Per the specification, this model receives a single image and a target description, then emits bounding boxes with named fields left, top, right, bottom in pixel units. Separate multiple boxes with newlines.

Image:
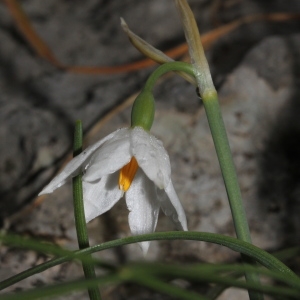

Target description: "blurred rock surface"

left=0, top=0, right=299, bottom=299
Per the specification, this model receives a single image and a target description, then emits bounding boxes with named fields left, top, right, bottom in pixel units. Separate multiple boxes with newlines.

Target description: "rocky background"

left=0, top=0, right=300, bottom=299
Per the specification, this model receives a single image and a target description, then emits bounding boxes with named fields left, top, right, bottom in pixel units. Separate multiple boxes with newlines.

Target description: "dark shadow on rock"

left=257, top=35, right=300, bottom=248
left=209, top=2, right=300, bottom=89
left=0, top=52, right=74, bottom=220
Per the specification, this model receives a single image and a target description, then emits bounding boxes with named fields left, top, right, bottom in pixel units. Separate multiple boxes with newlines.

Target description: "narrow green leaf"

left=1, top=231, right=298, bottom=291
left=72, top=120, right=101, bottom=300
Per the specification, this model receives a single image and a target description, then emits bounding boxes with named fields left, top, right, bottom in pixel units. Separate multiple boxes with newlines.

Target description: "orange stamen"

left=119, top=157, right=139, bottom=191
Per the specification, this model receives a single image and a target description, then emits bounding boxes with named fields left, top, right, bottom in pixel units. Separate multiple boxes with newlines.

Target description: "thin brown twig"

left=4, top=0, right=300, bottom=74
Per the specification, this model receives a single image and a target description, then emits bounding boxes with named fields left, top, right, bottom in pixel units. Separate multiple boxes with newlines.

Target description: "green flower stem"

left=0, top=231, right=298, bottom=290
left=135, top=61, right=254, bottom=244
left=134, top=61, right=261, bottom=297
left=72, top=120, right=101, bottom=300
left=131, top=61, right=194, bottom=130
left=177, top=0, right=261, bottom=292
left=144, top=61, right=195, bottom=92
left=202, top=94, right=251, bottom=244
left=201, top=92, right=262, bottom=296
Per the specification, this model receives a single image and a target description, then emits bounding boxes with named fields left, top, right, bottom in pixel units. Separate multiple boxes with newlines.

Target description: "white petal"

left=158, top=181, right=188, bottom=231
left=39, top=128, right=127, bottom=195
left=83, top=172, right=123, bottom=222
left=125, top=169, right=160, bottom=255
left=131, top=127, right=171, bottom=189
left=83, top=129, right=131, bottom=182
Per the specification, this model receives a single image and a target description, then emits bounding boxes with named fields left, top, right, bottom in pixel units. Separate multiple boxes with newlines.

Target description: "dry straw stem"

left=121, top=18, right=197, bottom=86
left=174, top=1, right=263, bottom=299
left=174, top=0, right=216, bottom=98
left=121, top=18, right=173, bottom=65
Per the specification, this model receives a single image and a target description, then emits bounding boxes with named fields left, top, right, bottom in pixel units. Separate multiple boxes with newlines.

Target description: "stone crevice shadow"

left=257, top=36, right=300, bottom=247
left=0, top=53, right=74, bottom=220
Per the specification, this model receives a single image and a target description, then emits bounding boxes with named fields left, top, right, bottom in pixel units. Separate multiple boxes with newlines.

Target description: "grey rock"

left=0, top=0, right=299, bottom=298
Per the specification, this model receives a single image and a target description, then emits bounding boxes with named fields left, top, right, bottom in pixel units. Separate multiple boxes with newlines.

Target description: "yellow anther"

left=119, top=157, right=139, bottom=191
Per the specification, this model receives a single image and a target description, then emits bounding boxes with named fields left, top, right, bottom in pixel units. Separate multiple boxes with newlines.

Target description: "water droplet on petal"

left=139, top=157, right=146, bottom=163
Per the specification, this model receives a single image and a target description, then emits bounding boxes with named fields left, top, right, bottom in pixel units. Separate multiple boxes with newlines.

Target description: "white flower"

left=39, top=126, right=187, bottom=254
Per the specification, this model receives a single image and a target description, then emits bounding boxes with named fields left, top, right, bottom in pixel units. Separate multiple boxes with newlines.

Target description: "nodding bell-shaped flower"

left=39, top=126, right=188, bottom=254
